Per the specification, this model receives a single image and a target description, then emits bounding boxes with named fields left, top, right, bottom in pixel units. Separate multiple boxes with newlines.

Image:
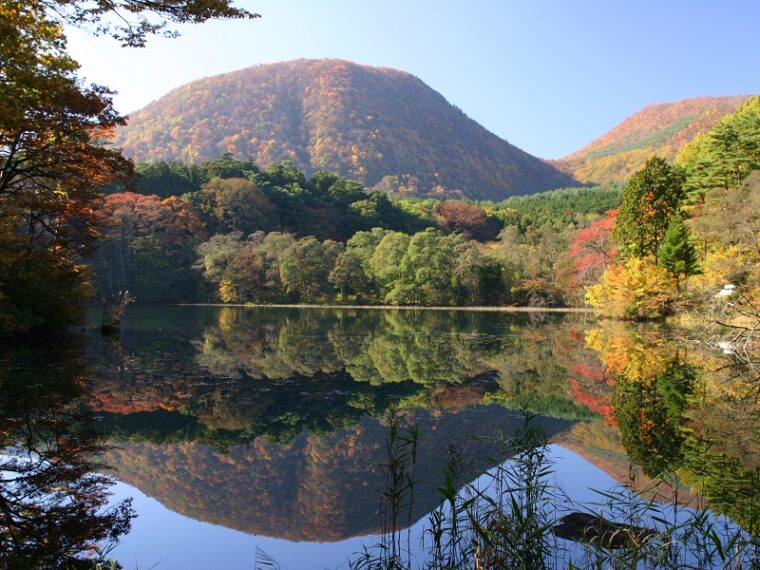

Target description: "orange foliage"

left=114, top=59, right=575, bottom=200
left=556, top=96, right=750, bottom=184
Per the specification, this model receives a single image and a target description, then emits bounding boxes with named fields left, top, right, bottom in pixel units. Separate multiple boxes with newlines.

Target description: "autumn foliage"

left=0, top=2, right=130, bottom=335
left=114, top=59, right=577, bottom=200
left=556, top=96, right=750, bottom=185
left=586, top=258, right=676, bottom=319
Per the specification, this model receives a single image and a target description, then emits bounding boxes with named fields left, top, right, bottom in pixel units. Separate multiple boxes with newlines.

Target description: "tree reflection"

left=587, top=321, right=760, bottom=535
left=0, top=339, right=135, bottom=567
left=612, top=360, right=695, bottom=476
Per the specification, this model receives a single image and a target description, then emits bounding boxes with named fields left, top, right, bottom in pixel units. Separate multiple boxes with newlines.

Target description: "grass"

left=351, top=413, right=760, bottom=570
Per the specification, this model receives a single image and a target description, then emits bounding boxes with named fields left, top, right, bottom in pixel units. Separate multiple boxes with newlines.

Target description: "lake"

left=1, top=306, right=758, bottom=568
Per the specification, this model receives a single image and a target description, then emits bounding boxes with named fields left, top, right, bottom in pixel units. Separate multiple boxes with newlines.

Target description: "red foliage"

left=567, top=209, right=619, bottom=289
left=568, top=378, right=615, bottom=424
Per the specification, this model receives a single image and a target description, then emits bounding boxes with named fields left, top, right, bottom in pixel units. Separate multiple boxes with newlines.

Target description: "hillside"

left=114, top=59, right=577, bottom=200
left=101, top=410, right=571, bottom=541
left=555, top=95, right=752, bottom=185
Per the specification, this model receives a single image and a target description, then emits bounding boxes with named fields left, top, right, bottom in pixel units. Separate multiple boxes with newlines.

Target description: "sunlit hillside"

left=115, top=59, right=577, bottom=200
left=555, top=95, right=751, bottom=184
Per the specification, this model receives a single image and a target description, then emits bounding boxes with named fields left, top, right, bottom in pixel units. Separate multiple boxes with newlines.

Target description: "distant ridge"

left=114, top=59, right=578, bottom=200
left=554, top=95, right=752, bottom=185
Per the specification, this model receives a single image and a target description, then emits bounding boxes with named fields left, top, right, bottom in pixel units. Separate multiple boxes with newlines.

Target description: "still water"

left=1, top=306, right=758, bottom=568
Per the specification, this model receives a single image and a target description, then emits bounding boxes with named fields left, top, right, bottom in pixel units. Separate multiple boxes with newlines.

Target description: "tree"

left=586, top=258, right=676, bottom=320
left=369, top=232, right=411, bottom=300
left=194, top=231, right=245, bottom=290
left=261, top=161, right=306, bottom=188
left=681, top=96, right=760, bottom=198
left=200, top=177, right=278, bottom=234
left=434, top=201, right=498, bottom=241
left=220, top=247, right=268, bottom=302
left=0, top=2, right=130, bottom=334
left=39, top=0, right=258, bottom=47
left=134, top=161, right=202, bottom=198
left=614, top=157, right=685, bottom=259
left=94, top=193, right=205, bottom=301
left=1, top=0, right=253, bottom=334
left=279, top=237, right=343, bottom=301
left=329, top=250, right=368, bottom=298
left=386, top=229, right=465, bottom=305
left=657, top=214, right=699, bottom=285
left=566, top=210, right=618, bottom=289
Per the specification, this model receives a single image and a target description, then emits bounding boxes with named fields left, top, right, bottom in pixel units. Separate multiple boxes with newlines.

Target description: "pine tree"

left=614, top=157, right=686, bottom=259
left=657, top=214, right=699, bottom=287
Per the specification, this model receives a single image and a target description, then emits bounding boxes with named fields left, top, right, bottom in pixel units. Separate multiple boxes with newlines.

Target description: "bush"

left=587, top=258, right=676, bottom=319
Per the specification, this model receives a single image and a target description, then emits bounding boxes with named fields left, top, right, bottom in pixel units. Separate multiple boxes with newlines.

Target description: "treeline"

left=94, top=156, right=621, bottom=306
left=196, top=228, right=497, bottom=305
left=129, top=155, right=428, bottom=240
left=128, top=154, right=619, bottom=239
left=194, top=220, right=617, bottom=306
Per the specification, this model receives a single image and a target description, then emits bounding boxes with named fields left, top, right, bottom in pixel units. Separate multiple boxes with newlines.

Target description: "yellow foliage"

left=688, top=245, right=749, bottom=292
left=585, top=323, right=672, bottom=384
left=587, top=258, right=676, bottom=319
left=219, top=280, right=238, bottom=304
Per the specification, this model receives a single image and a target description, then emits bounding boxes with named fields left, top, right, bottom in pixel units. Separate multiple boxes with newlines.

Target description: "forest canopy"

left=94, top=155, right=621, bottom=307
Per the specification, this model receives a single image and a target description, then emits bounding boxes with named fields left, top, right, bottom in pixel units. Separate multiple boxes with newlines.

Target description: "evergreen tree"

left=657, top=214, right=699, bottom=286
left=614, top=157, right=685, bottom=259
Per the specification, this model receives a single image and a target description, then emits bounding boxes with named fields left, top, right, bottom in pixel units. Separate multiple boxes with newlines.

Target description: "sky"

left=66, top=0, right=760, bottom=159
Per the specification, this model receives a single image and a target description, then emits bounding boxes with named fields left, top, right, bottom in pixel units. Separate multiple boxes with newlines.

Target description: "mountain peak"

left=115, top=59, right=577, bottom=200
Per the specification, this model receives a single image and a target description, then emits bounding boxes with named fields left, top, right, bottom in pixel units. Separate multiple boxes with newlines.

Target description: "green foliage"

left=280, top=238, right=343, bottom=301
left=657, top=214, right=699, bottom=282
left=487, top=186, right=621, bottom=228
left=612, top=362, right=696, bottom=476
left=98, top=157, right=639, bottom=308
left=680, top=96, right=760, bottom=198
left=197, top=228, right=503, bottom=306
left=133, top=161, right=206, bottom=198
left=614, top=157, right=685, bottom=258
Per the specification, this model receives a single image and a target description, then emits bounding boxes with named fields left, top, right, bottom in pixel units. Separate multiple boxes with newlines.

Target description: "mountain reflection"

left=5, top=306, right=757, bottom=561
left=102, top=409, right=572, bottom=541
left=85, top=307, right=596, bottom=541
left=86, top=308, right=759, bottom=540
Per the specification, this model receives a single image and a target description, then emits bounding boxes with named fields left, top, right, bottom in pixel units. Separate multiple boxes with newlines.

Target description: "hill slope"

left=555, top=95, right=752, bottom=185
left=114, top=59, right=577, bottom=200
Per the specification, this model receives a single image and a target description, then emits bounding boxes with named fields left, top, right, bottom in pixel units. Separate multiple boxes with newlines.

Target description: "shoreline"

left=174, top=303, right=597, bottom=314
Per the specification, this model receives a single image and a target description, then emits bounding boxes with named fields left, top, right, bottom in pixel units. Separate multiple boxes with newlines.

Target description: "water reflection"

left=586, top=321, right=760, bottom=534
left=87, top=307, right=589, bottom=541
left=2, top=307, right=758, bottom=566
left=0, top=339, right=135, bottom=567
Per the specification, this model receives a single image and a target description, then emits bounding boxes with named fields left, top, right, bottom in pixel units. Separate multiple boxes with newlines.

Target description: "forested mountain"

left=114, top=59, right=577, bottom=200
left=556, top=95, right=751, bottom=185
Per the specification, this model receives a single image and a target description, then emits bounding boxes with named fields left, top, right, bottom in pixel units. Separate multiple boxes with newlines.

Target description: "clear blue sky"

left=66, top=0, right=760, bottom=159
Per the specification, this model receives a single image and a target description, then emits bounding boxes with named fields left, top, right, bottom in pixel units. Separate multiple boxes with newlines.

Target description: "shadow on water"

left=0, top=336, right=135, bottom=568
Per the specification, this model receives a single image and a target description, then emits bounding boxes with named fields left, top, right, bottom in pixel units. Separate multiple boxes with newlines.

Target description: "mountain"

left=555, top=95, right=752, bottom=185
left=101, top=409, right=572, bottom=541
left=114, top=59, right=577, bottom=200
